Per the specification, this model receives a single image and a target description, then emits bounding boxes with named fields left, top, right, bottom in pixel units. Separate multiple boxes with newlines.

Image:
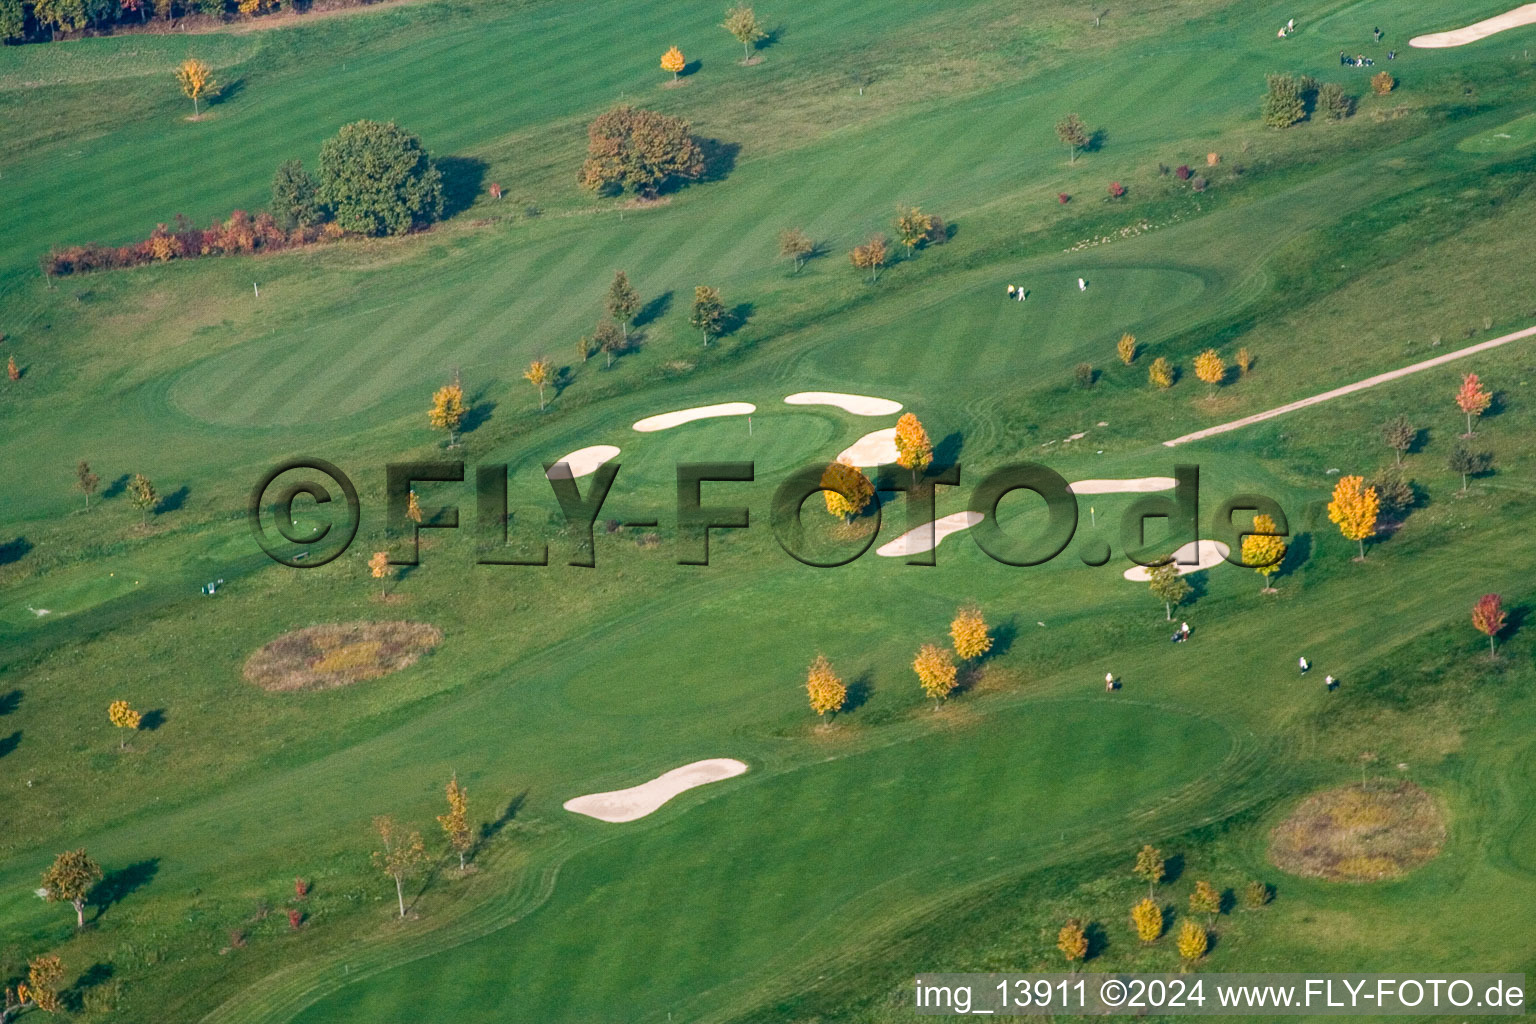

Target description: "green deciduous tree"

left=690, top=285, right=726, bottom=345
left=1262, top=74, right=1306, bottom=128
left=318, top=121, right=444, bottom=237
left=1147, top=561, right=1190, bottom=620
left=42, top=849, right=102, bottom=929
left=1381, top=414, right=1415, bottom=466
left=1055, top=113, right=1089, bottom=163
left=722, top=4, right=766, bottom=61
left=271, top=160, right=324, bottom=229
left=605, top=271, right=640, bottom=339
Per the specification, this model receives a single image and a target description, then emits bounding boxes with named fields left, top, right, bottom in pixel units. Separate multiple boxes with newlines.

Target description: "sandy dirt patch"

left=563, top=758, right=748, bottom=822
left=1122, top=539, right=1230, bottom=580
left=838, top=427, right=899, bottom=466
left=244, top=621, right=442, bottom=692
left=783, top=392, right=903, bottom=416
left=1069, top=477, right=1177, bottom=494
left=1270, top=782, right=1446, bottom=881
left=546, top=445, right=621, bottom=479
left=1411, top=4, right=1536, bottom=47
left=876, top=511, right=984, bottom=557
left=632, top=403, right=756, bottom=432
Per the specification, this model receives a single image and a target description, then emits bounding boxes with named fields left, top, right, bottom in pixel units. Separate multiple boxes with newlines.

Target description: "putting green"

left=1458, top=112, right=1536, bottom=153
left=0, top=563, right=152, bottom=629
left=802, top=267, right=1208, bottom=389
left=291, top=700, right=1232, bottom=1024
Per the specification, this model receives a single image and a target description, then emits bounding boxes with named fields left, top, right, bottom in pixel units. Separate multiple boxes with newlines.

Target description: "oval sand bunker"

left=877, top=511, right=983, bottom=557
left=546, top=445, right=620, bottom=479
left=1411, top=4, right=1536, bottom=47
left=564, top=758, right=749, bottom=822
left=1069, top=477, right=1177, bottom=494
left=838, top=427, right=899, bottom=466
left=1122, top=540, right=1230, bottom=580
left=784, top=392, right=903, bottom=416
left=633, top=403, right=755, bottom=432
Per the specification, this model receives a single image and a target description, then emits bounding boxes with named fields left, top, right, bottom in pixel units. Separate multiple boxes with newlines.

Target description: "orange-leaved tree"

left=4, top=954, right=65, bottom=1017
left=369, top=551, right=391, bottom=595
left=950, top=603, right=992, bottom=661
left=406, top=490, right=423, bottom=525
left=894, top=412, right=933, bottom=483
left=1327, top=475, right=1379, bottom=560
left=438, top=774, right=473, bottom=871
left=849, top=235, right=888, bottom=284
left=821, top=458, right=874, bottom=522
left=1455, top=371, right=1491, bottom=437
left=913, top=643, right=958, bottom=707
left=805, top=654, right=847, bottom=720
left=1242, top=512, right=1286, bottom=593
left=661, top=46, right=686, bottom=81
left=176, top=58, right=216, bottom=118
left=1471, top=593, right=1506, bottom=657
left=1057, top=918, right=1088, bottom=972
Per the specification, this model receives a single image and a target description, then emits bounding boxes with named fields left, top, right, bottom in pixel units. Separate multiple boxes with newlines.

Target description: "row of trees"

left=803, top=598, right=991, bottom=722
left=1112, top=337, right=1254, bottom=393
left=47, top=120, right=443, bottom=275
left=0, top=0, right=390, bottom=44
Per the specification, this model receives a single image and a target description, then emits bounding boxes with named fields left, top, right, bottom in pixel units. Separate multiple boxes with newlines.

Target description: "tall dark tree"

left=1381, top=414, right=1415, bottom=466
left=271, top=160, right=323, bottom=229
left=605, top=271, right=640, bottom=339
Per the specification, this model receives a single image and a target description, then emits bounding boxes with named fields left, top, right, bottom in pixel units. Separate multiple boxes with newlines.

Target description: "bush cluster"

left=45, top=211, right=341, bottom=276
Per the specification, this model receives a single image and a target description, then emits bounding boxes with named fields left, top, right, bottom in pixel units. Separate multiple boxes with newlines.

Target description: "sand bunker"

left=1122, top=540, right=1230, bottom=581
left=1411, top=4, right=1536, bottom=47
left=783, top=392, right=903, bottom=416
left=563, top=758, right=748, bottom=822
left=244, top=621, right=442, bottom=692
left=876, top=511, right=984, bottom=557
left=838, top=427, right=899, bottom=466
left=546, top=445, right=620, bottom=480
left=1069, top=477, right=1177, bottom=494
left=632, top=403, right=755, bottom=432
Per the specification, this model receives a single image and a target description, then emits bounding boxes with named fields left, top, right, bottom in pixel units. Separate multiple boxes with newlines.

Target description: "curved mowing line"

left=1163, top=323, right=1536, bottom=447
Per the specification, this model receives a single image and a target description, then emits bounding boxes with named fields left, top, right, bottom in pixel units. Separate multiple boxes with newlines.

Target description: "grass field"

left=5, top=0, right=1536, bottom=1020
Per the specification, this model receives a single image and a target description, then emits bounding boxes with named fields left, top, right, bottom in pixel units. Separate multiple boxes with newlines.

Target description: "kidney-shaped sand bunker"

left=244, top=621, right=443, bottom=692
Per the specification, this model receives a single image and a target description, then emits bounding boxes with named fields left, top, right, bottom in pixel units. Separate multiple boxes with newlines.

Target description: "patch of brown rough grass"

left=244, top=621, right=442, bottom=692
left=1269, top=781, right=1446, bottom=882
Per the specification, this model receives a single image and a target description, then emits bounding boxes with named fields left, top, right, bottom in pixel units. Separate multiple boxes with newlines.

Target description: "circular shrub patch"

left=1269, top=781, right=1446, bottom=882
left=244, top=621, right=442, bottom=692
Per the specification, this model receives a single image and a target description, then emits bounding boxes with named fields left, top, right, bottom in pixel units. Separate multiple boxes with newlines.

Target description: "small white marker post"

left=748, top=415, right=752, bottom=436
left=253, top=282, right=259, bottom=299
left=1090, top=505, right=1096, bottom=527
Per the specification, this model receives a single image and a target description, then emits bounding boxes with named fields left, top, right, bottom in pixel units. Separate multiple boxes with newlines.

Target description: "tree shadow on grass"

left=842, top=670, right=873, bottom=714
left=438, top=156, right=489, bottom=219
left=1086, top=127, right=1108, bottom=153
left=102, top=474, right=130, bottom=500
left=212, top=77, right=245, bottom=108
left=1084, top=920, right=1109, bottom=961
left=984, top=616, right=1019, bottom=661
left=90, top=859, right=159, bottom=922
left=632, top=290, right=672, bottom=330
left=63, top=962, right=114, bottom=1013
left=681, top=59, right=703, bottom=78
left=698, top=138, right=739, bottom=184
left=1278, top=531, right=1311, bottom=580
left=460, top=391, right=496, bottom=436
left=934, top=432, right=964, bottom=466
left=156, top=486, right=190, bottom=514
left=477, top=790, right=529, bottom=850
left=0, top=689, right=20, bottom=716
left=0, top=537, right=32, bottom=565
left=0, top=731, right=19, bottom=759
left=1162, top=852, right=1185, bottom=886
left=724, top=301, right=753, bottom=338
left=139, top=709, right=167, bottom=732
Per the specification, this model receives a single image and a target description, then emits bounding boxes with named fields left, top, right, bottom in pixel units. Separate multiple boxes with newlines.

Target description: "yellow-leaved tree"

left=524, top=358, right=554, bottom=411
left=894, top=412, right=933, bottom=483
left=41, top=849, right=101, bottom=930
left=1133, top=843, right=1165, bottom=898
left=661, top=46, right=686, bottom=81
left=428, top=379, right=466, bottom=446
left=1327, top=475, right=1379, bottom=561
left=1241, top=512, right=1286, bottom=593
left=913, top=643, right=958, bottom=707
left=1176, top=918, right=1208, bottom=968
left=107, top=700, right=141, bottom=749
left=1131, top=897, right=1163, bottom=943
left=5, top=954, right=64, bottom=1016
left=821, top=458, right=874, bottom=522
left=1193, top=348, right=1226, bottom=396
left=950, top=603, right=992, bottom=661
left=1189, top=879, right=1221, bottom=924
left=438, top=774, right=473, bottom=871
left=406, top=490, right=423, bottom=525
left=369, top=551, right=392, bottom=595
left=372, top=816, right=427, bottom=919
left=894, top=205, right=934, bottom=253
left=805, top=654, right=847, bottom=721
left=722, top=4, right=767, bottom=62
left=176, top=58, right=215, bottom=118
left=1148, top=356, right=1174, bottom=389
left=1116, top=332, right=1137, bottom=365
left=1057, top=918, right=1088, bottom=972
